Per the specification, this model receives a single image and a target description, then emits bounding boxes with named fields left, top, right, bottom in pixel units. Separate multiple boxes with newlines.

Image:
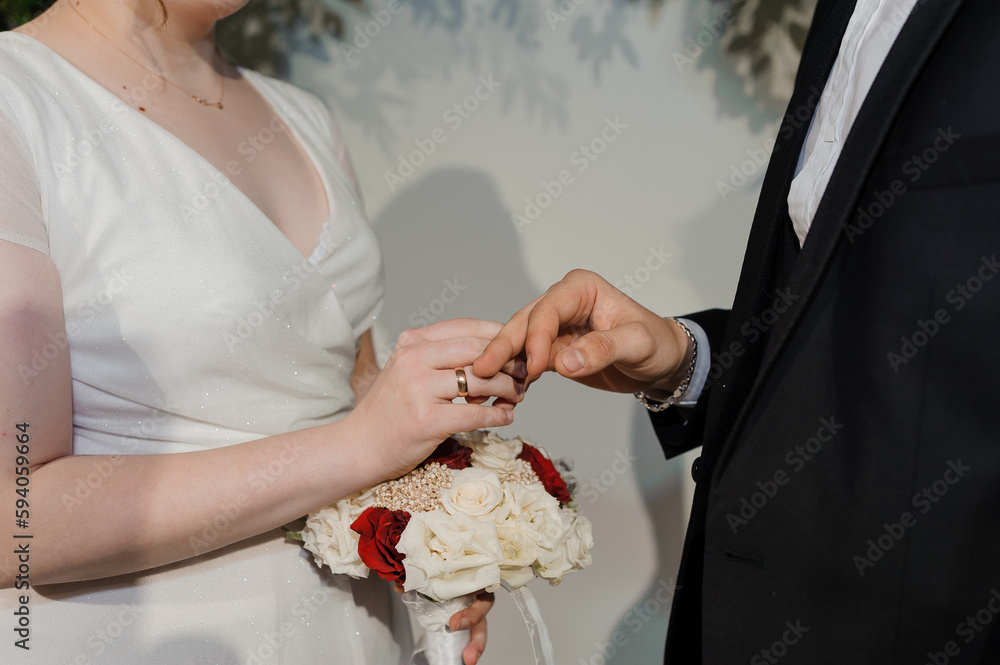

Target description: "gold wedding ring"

left=455, top=368, right=469, bottom=397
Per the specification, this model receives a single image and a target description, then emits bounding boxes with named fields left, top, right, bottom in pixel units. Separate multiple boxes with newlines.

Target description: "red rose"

left=519, top=443, right=572, bottom=504
left=351, top=507, right=411, bottom=583
left=422, top=437, right=472, bottom=470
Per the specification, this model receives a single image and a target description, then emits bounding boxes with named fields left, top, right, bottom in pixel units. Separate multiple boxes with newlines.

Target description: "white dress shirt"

left=677, top=0, right=918, bottom=406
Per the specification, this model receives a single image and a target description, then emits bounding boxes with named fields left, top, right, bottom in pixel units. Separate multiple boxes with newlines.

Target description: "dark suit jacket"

left=652, top=0, right=1000, bottom=662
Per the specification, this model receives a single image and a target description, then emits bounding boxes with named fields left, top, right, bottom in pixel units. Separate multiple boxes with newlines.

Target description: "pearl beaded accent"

left=371, top=463, right=454, bottom=513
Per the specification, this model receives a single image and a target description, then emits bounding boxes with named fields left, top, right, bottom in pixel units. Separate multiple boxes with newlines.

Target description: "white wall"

left=289, top=1, right=779, bottom=662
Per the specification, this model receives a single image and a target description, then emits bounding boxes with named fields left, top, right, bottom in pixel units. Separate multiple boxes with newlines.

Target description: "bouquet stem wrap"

left=403, top=592, right=474, bottom=665
left=404, top=582, right=556, bottom=665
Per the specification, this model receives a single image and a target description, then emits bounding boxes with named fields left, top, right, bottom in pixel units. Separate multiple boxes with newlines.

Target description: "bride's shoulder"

left=0, top=31, right=74, bottom=104
left=0, top=31, right=45, bottom=73
left=238, top=66, right=335, bottom=132
left=0, top=33, right=56, bottom=125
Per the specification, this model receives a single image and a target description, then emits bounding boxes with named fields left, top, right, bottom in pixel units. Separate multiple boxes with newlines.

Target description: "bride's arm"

left=0, top=241, right=520, bottom=588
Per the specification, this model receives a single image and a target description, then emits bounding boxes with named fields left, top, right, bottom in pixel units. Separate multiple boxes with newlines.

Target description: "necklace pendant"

left=215, top=102, right=224, bottom=110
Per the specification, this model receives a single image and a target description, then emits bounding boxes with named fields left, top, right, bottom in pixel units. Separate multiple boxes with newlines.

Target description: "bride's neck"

left=62, top=0, right=222, bottom=76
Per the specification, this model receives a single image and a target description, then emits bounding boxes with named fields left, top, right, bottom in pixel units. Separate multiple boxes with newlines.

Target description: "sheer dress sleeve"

left=0, top=100, right=47, bottom=255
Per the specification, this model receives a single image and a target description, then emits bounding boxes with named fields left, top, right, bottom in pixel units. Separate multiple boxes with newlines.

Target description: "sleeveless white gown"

left=0, top=31, right=406, bottom=665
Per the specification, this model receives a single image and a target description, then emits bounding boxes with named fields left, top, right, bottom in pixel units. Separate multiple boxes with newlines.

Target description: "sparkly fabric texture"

left=0, top=32, right=397, bottom=664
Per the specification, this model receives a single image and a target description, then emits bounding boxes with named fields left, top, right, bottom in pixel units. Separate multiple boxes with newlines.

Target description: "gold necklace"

left=67, top=0, right=225, bottom=109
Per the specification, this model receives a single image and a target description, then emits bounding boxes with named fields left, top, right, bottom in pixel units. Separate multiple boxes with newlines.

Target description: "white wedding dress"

left=0, top=32, right=406, bottom=664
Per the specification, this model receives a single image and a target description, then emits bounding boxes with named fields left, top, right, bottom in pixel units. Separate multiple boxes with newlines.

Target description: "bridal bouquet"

left=291, top=430, right=593, bottom=664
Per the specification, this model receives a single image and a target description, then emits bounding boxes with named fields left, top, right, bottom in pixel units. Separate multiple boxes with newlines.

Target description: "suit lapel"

left=699, top=0, right=859, bottom=476
left=714, top=0, right=968, bottom=472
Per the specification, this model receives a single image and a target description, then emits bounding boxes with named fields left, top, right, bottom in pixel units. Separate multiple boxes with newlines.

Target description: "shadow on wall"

left=677, top=194, right=759, bottom=308
left=371, top=167, right=539, bottom=344
left=603, top=406, right=689, bottom=664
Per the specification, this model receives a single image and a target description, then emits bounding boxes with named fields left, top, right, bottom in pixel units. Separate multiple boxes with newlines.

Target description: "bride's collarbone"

left=17, top=20, right=328, bottom=254
left=138, top=85, right=331, bottom=255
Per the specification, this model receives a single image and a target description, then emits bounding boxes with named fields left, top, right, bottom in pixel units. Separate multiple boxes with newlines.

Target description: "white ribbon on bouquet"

left=405, top=580, right=555, bottom=665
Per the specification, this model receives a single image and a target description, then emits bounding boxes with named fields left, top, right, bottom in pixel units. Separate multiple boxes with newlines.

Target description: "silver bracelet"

left=634, top=317, right=698, bottom=413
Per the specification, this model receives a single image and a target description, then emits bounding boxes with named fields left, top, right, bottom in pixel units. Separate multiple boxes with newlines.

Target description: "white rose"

left=301, top=493, right=372, bottom=578
left=496, top=521, right=539, bottom=589
left=396, top=510, right=504, bottom=601
left=563, top=514, right=594, bottom=569
left=499, top=564, right=536, bottom=589
left=497, top=482, right=566, bottom=550
left=536, top=512, right=594, bottom=584
left=441, top=468, right=504, bottom=521
left=467, top=431, right=523, bottom=477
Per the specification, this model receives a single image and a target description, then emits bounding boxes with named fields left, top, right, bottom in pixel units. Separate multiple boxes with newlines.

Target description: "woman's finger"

left=406, top=318, right=504, bottom=343
left=449, top=591, right=495, bottom=665
left=433, top=402, right=515, bottom=434
left=395, top=336, right=495, bottom=372
left=501, top=356, right=528, bottom=381
left=432, top=367, right=524, bottom=404
left=450, top=591, right=496, bottom=630
left=464, top=618, right=487, bottom=665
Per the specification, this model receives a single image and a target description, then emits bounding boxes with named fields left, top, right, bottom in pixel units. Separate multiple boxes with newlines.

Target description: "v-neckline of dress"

left=7, top=31, right=335, bottom=264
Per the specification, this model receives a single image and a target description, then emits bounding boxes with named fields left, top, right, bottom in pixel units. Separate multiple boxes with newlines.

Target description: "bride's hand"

left=347, top=319, right=526, bottom=481
left=451, top=591, right=495, bottom=665
left=395, top=584, right=494, bottom=665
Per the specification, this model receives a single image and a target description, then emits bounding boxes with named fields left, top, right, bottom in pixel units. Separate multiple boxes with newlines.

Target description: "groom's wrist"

left=643, top=317, right=696, bottom=400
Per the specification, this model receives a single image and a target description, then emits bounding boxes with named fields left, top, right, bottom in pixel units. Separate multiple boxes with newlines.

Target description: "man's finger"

left=522, top=279, right=598, bottom=377
left=473, top=298, right=539, bottom=377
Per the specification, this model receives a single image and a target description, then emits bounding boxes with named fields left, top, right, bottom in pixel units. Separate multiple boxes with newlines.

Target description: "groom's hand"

left=474, top=269, right=693, bottom=395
